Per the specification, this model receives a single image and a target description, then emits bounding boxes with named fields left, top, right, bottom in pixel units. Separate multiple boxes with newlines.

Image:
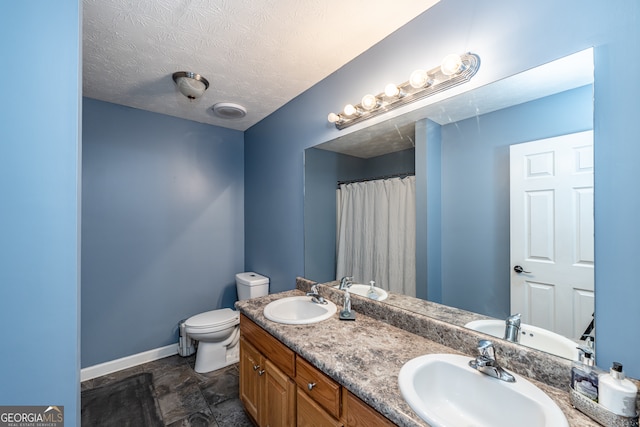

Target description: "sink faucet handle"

left=306, top=284, right=328, bottom=305
left=477, top=340, right=496, bottom=360
left=506, top=313, right=521, bottom=326
left=471, top=339, right=516, bottom=383
left=339, top=276, right=353, bottom=290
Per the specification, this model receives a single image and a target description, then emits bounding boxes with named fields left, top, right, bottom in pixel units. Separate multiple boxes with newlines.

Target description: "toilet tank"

left=236, top=272, right=269, bottom=300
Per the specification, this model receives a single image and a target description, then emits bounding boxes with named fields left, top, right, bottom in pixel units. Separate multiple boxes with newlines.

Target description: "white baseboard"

left=81, top=343, right=179, bottom=382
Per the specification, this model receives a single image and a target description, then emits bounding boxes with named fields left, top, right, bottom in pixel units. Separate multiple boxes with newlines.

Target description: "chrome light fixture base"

left=329, top=52, right=480, bottom=130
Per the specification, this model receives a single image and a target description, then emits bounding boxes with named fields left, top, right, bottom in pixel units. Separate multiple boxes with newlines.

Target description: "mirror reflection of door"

left=509, top=130, right=594, bottom=340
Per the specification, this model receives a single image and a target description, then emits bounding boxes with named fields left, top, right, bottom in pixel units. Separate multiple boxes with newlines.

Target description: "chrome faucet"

left=338, top=276, right=353, bottom=290
left=306, top=284, right=328, bottom=305
left=469, top=340, right=516, bottom=382
left=504, top=313, right=521, bottom=343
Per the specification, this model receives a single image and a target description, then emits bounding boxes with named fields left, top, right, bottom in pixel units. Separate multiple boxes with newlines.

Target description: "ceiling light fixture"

left=172, top=71, right=210, bottom=100
left=328, top=52, right=480, bottom=130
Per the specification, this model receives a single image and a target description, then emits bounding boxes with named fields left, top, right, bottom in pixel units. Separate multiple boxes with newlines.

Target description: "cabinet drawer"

left=240, top=314, right=295, bottom=378
left=296, top=356, right=341, bottom=419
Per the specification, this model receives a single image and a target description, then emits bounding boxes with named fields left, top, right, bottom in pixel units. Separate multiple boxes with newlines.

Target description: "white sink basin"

left=399, top=354, right=569, bottom=427
left=464, top=319, right=579, bottom=360
left=334, top=283, right=388, bottom=301
left=263, top=296, right=337, bottom=325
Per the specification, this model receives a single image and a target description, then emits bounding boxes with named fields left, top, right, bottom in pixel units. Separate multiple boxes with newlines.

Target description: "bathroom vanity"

left=239, top=313, right=393, bottom=426
left=236, top=283, right=603, bottom=426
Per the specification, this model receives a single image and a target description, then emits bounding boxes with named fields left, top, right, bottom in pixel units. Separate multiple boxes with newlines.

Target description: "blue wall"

left=82, top=99, right=244, bottom=367
left=0, top=1, right=81, bottom=425
left=419, top=119, right=442, bottom=302
left=439, top=85, right=593, bottom=317
left=304, top=148, right=341, bottom=283
left=363, top=149, right=415, bottom=178
left=245, top=0, right=640, bottom=377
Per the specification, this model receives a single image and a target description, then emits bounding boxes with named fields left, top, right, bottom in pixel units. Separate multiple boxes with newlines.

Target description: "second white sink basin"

left=464, top=319, right=580, bottom=360
left=334, top=283, right=389, bottom=301
left=399, top=353, right=569, bottom=427
left=263, top=296, right=337, bottom=325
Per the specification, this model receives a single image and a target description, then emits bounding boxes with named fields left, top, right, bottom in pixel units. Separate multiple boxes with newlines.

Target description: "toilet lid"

left=186, top=308, right=239, bottom=329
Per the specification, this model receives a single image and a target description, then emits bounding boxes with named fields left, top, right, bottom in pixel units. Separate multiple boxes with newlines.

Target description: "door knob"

left=513, top=265, right=531, bottom=274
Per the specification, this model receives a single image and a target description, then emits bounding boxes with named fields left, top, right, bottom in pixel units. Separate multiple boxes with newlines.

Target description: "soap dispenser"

left=367, top=280, right=380, bottom=300
left=599, top=362, right=638, bottom=417
left=571, top=347, right=599, bottom=401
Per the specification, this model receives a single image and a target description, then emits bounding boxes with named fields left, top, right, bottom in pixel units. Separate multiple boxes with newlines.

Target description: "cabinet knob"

left=253, top=364, right=260, bottom=371
left=258, top=369, right=265, bottom=376
left=307, top=382, right=316, bottom=391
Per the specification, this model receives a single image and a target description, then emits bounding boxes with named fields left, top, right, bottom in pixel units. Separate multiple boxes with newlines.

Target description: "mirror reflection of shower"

left=336, top=174, right=416, bottom=296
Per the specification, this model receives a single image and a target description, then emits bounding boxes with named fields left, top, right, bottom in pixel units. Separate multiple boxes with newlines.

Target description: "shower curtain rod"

left=337, top=172, right=415, bottom=188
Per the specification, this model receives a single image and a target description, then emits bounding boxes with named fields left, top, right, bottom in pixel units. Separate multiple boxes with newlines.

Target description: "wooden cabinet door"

left=263, top=359, right=296, bottom=427
left=297, top=388, right=343, bottom=427
left=345, top=392, right=394, bottom=427
left=239, top=337, right=263, bottom=424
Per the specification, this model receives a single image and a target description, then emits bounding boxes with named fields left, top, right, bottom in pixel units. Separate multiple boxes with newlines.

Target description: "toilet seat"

left=185, top=308, right=239, bottom=330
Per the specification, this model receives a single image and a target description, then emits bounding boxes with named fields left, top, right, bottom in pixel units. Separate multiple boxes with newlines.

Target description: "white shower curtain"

left=336, top=176, right=416, bottom=296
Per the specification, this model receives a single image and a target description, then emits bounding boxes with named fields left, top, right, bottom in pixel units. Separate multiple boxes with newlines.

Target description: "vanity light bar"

left=328, top=52, right=481, bottom=130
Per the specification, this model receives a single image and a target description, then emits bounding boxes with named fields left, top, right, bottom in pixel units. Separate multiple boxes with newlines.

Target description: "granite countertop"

left=320, top=279, right=493, bottom=327
left=236, top=289, right=599, bottom=427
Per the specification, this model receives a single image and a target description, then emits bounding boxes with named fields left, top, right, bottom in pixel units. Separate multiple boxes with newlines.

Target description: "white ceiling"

left=82, top=0, right=440, bottom=131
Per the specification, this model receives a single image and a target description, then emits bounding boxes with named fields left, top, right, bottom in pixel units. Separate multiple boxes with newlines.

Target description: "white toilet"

left=185, top=272, right=269, bottom=373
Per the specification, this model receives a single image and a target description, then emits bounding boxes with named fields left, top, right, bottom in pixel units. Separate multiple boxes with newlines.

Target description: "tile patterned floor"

left=81, top=355, right=253, bottom=427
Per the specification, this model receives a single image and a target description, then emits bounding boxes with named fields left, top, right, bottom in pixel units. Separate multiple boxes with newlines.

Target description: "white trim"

left=81, top=343, right=179, bottom=382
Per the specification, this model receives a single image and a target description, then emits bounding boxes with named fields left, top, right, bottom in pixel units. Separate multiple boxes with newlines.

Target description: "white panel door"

left=510, top=130, right=594, bottom=340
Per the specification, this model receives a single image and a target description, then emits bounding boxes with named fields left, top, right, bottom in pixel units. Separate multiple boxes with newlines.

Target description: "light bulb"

left=441, top=53, right=464, bottom=76
left=327, top=112, right=341, bottom=123
left=361, top=94, right=379, bottom=111
left=409, top=69, right=430, bottom=88
left=384, top=83, right=400, bottom=98
left=343, top=104, right=358, bottom=116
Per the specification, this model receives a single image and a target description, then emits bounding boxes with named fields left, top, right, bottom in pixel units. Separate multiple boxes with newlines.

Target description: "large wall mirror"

left=304, top=48, right=595, bottom=360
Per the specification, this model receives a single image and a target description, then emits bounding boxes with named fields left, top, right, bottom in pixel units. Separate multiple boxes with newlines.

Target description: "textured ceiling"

left=83, top=0, right=440, bottom=131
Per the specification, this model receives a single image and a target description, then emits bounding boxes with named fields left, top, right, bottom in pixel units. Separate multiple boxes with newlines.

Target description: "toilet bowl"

left=184, top=272, right=269, bottom=373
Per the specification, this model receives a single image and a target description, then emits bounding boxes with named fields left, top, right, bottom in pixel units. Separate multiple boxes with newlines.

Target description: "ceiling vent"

left=211, top=102, right=247, bottom=119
